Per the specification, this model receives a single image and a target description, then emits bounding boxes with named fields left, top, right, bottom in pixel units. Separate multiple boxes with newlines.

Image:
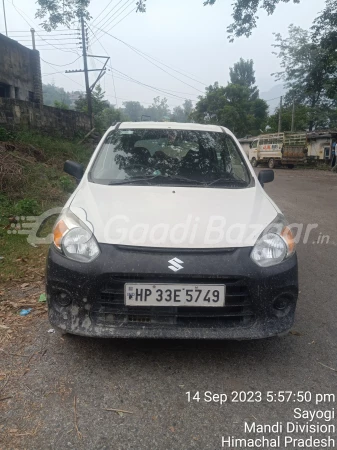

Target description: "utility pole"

left=2, top=0, right=8, bottom=36
left=278, top=96, right=283, bottom=133
left=291, top=99, right=295, bottom=132
left=80, top=15, right=93, bottom=128
left=30, top=28, right=36, bottom=50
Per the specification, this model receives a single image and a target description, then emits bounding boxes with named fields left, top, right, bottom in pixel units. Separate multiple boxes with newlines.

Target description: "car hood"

left=69, top=181, right=278, bottom=249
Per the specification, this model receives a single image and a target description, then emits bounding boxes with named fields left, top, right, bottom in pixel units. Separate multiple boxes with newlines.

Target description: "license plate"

left=125, top=284, right=225, bottom=307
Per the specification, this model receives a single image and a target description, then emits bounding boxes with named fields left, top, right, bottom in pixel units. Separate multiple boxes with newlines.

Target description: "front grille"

left=90, top=275, right=255, bottom=328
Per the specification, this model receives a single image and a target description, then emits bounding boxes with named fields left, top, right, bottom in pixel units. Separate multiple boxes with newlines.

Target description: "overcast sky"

left=1, top=0, right=324, bottom=109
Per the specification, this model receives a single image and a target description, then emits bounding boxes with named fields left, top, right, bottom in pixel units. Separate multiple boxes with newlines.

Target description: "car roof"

left=114, top=122, right=228, bottom=133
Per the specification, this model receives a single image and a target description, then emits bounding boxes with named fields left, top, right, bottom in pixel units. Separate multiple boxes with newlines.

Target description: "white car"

left=47, top=122, right=298, bottom=339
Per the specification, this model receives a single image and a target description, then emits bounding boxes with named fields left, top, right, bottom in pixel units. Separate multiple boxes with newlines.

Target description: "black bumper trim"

left=46, top=244, right=299, bottom=339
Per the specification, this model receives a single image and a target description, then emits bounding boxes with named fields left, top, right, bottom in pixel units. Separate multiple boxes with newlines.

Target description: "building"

left=238, top=136, right=254, bottom=156
left=306, top=130, right=337, bottom=161
left=0, top=34, right=91, bottom=138
left=0, top=33, right=43, bottom=105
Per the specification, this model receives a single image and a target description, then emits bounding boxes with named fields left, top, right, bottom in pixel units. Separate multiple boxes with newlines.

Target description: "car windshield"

left=89, top=129, right=251, bottom=187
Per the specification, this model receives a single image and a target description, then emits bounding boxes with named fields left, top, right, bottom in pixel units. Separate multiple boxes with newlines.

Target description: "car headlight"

left=251, top=214, right=295, bottom=267
left=53, top=209, right=100, bottom=263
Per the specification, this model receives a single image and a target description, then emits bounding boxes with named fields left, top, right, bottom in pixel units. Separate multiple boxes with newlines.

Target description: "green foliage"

left=54, top=100, right=70, bottom=110
left=36, top=0, right=91, bottom=31
left=14, top=199, right=41, bottom=216
left=267, top=105, right=311, bottom=132
left=272, top=24, right=337, bottom=130
left=0, top=127, right=16, bottom=141
left=192, top=60, right=268, bottom=137
left=59, top=175, right=75, bottom=193
left=43, top=83, right=72, bottom=108
left=97, top=107, right=127, bottom=129
left=229, top=58, right=258, bottom=98
left=171, top=100, right=194, bottom=123
left=35, top=0, right=298, bottom=38
left=312, top=0, right=337, bottom=99
left=122, top=101, right=145, bottom=121
left=123, top=97, right=185, bottom=122
left=223, top=0, right=301, bottom=41
left=146, top=97, right=171, bottom=121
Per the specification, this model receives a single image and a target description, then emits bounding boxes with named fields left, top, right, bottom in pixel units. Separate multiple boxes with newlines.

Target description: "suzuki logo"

left=168, top=258, right=184, bottom=272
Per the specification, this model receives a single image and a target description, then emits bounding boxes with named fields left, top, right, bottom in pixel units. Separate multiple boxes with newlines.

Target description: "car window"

left=89, top=129, right=251, bottom=187
left=251, top=140, right=258, bottom=149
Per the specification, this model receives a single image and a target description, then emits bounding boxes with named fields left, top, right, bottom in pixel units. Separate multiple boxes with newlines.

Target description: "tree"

left=75, top=84, right=109, bottom=115
left=312, top=0, right=337, bottom=99
left=43, top=83, right=72, bottom=108
left=98, top=107, right=127, bottom=130
left=171, top=100, right=194, bottom=122
left=75, top=85, right=112, bottom=131
left=267, top=104, right=311, bottom=132
left=122, top=101, right=146, bottom=121
left=54, top=100, right=69, bottom=109
left=205, top=0, right=301, bottom=40
left=36, top=0, right=91, bottom=31
left=191, top=76, right=268, bottom=137
left=145, top=97, right=171, bottom=121
left=35, top=0, right=299, bottom=38
left=229, top=58, right=258, bottom=98
left=272, top=24, right=337, bottom=130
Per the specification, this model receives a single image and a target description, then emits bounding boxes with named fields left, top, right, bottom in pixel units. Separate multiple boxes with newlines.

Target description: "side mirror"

left=258, top=169, right=274, bottom=187
left=64, top=160, right=84, bottom=181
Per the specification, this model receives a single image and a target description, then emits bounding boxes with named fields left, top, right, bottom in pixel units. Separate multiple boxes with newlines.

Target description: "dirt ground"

left=1, top=169, right=337, bottom=450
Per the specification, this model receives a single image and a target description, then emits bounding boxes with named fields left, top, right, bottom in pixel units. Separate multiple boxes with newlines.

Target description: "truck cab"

left=249, top=134, right=283, bottom=169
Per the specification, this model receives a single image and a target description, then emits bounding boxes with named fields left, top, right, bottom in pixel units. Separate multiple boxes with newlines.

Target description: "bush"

left=0, top=127, right=16, bottom=141
left=59, top=175, right=75, bottom=193
left=14, top=199, right=40, bottom=216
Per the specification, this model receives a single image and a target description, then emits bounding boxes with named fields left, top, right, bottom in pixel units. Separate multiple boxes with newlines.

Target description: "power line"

left=17, top=37, right=80, bottom=41
left=87, top=23, right=198, bottom=104
left=87, top=23, right=119, bottom=105
left=264, top=96, right=282, bottom=103
left=93, top=0, right=126, bottom=29
left=41, top=56, right=82, bottom=67
left=6, top=1, right=81, bottom=55
left=108, top=66, right=194, bottom=101
left=10, top=33, right=80, bottom=37
left=92, top=0, right=121, bottom=26
left=108, top=68, right=198, bottom=97
left=94, top=0, right=133, bottom=36
left=91, top=25, right=206, bottom=90
left=96, top=2, right=135, bottom=38
left=8, top=29, right=78, bottom=32
left=41, top=58, right=85, bottom=88
left=103, top=7, right=136, bottom=34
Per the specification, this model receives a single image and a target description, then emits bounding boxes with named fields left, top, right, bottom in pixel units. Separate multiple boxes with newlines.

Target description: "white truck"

left=249, top=133, right=307, bottom=169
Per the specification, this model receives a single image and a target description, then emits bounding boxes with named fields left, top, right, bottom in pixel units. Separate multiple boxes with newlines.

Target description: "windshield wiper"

left=109, top=175, right=205, bottom=186
left=206, top=178, right=248, bottom=187
left=109, top=178, right=152, bottom=186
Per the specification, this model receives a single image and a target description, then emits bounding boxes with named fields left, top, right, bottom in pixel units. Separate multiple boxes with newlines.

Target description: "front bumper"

left=46, top=244, right=299, bottom=340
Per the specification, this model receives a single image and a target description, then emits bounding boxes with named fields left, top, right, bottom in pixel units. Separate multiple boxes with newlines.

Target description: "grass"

left=0, top=130, right=94, bottom=283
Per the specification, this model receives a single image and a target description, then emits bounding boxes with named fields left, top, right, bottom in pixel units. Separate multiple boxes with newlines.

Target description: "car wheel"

left=251, top=158, right=258, bottom=167
left=287, top=164, right=294, bottom=169
left=268, top=158, right=275, bottom=169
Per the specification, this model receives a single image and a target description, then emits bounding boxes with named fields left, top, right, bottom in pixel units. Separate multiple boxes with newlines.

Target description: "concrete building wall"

left=0, top=33, right=43, bottom=105
left=0, top=98, right=91, bottom=138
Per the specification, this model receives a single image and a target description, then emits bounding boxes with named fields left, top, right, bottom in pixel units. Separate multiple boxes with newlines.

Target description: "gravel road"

left=1, top=168, right=336, bottom=450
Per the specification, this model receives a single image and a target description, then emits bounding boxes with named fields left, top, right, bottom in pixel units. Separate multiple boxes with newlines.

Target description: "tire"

left=287, top=164, right=294, bottom=169
left=268, top=158, right=275, bottom=169
left=251, top=157, right=258, bottom=168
